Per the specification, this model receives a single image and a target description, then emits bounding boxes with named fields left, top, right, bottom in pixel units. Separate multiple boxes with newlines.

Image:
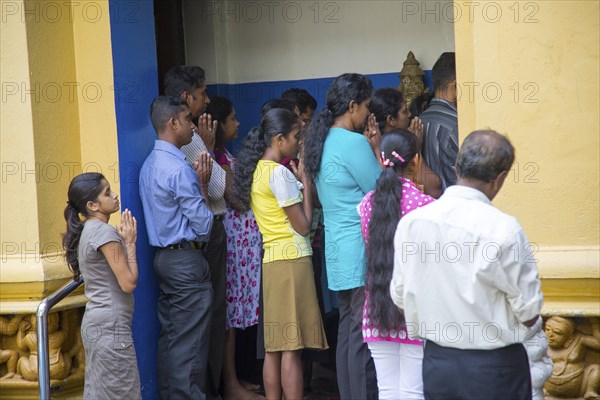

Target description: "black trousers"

left=154, top=248, right=213, bottom=400
left=205, top=219, right=227, bottom=400
left=336, top=289, right=378, bottom=400
left=423, top=341, right=532, bottom=400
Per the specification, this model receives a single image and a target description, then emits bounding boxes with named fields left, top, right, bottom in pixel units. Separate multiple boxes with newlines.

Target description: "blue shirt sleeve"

left=345, top=135, right=381, bottom=194
left=170, top=165, right=214, bottom=241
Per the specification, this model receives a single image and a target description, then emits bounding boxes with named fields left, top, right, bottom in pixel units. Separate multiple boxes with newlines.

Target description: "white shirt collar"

left=442, top=184, right=491, bottom=205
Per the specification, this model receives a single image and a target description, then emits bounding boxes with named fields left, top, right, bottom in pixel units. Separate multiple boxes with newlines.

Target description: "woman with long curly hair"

left=303, top=73, right=381, bottom=400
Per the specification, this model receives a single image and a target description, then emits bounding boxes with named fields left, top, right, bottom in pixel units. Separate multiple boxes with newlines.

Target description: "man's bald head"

left=456, top=130, right=515, bottom=183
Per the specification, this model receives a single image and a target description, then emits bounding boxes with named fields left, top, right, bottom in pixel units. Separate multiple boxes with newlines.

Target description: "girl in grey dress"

left=63, top=173, right=140, bottom=400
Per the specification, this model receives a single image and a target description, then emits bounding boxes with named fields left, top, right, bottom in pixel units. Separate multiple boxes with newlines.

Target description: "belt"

left=161, top=240, right=207, bottom=251
left=214, top=214, right=225, bottom=222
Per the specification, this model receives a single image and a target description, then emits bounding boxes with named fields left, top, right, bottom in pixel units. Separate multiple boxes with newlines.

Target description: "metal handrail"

left=36, top=276, right=84, bottom=400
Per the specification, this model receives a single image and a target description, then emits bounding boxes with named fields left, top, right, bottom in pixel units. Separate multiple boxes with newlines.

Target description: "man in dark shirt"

left=420, top=52, right=458, bottom=195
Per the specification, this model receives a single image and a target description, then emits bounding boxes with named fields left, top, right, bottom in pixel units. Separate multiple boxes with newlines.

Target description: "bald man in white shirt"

left=390, top=130, right=543, bottom=400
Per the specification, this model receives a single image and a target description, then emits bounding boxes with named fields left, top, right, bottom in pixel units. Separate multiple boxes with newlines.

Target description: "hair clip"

left=381, top=151, right=394, bottom=167
left=391, top=151, right=405, bottom=163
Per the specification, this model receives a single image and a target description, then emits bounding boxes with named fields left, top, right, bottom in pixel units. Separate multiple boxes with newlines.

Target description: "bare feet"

left=240, top=379, right=260, bottom=391
left=224, top=383, right=265, bottom=400
left=0, top=372, right=15, bottom=380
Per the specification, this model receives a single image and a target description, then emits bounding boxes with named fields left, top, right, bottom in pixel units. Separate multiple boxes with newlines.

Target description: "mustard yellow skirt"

left=262, top=256, right=329, bottom=352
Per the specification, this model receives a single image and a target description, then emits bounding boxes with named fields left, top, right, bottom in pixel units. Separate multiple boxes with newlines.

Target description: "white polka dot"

left=363, top=329, right=367, bottom=337
left=362, top=318, right=367, bottom=325
left=399, top=330, right=407, bottom=339
left=418, top=202, right=422, bottom=206
left=390, top=330, right=398, bottom=338
left=409, top=200, right=413, bottom=204
left=366, top=328, right=371, bottom=337
left=381, top=329, right=388, bottom=338
left=372, top=329, right=379, bottom=338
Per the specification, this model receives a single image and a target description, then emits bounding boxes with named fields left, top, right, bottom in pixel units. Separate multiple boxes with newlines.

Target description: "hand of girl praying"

left=409, top=117, right=424, bottom=146
left=116, top=209, right=137, bottom=245
left=364, top=113, right=382, bottom=160
left=289, top=159, right=306, bottom=184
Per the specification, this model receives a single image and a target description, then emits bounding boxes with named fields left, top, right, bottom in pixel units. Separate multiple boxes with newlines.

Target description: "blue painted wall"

left=109, top=1, right=160, bottom=398
left=209, top=71, right=433, bottom=155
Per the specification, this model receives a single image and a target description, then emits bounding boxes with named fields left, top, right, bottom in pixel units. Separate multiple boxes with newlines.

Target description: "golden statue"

left=545, top=316, right=600, bottom=399
left=397, top=51, right=428, bottom=110
left=15, top=313, right=72, bottom=381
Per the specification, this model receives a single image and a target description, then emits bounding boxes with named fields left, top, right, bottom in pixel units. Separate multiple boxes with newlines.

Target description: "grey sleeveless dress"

left=78, top=220, right=141, bottom=400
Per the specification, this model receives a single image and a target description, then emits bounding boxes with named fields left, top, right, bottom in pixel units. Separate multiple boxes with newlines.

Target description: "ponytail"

left=232, top=126, right=268, bottom=212
left=63, top=203, right=84, bottom=278
left=62, top=173, right=106, bottom=279
left=365, top=129, right=419, bottom=331
left=366, top=166, right=404, bottom=330
left=303, top=108, right=335, bottom=179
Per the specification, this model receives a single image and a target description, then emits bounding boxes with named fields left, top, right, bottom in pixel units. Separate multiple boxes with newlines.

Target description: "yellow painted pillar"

left=454, top=0, right=599, bottom=314
left=0, top=0, right=119, bottom=396
left=454, top=2, right=599, bottom=398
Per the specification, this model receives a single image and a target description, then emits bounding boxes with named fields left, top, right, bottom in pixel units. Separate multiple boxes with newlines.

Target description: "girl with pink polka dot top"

left=358, top=129, right=435, bottom=399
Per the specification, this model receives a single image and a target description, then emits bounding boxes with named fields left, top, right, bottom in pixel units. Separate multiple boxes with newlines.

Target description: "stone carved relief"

left=397, top=51, right=429, bottom=110
left=545, top=316, right=600, bottom=400
left=0, top=310, right=85, bottom=387
left=61, top=309, right=85, bottom=378
left=16, top=312, right=71, bottom=380
left=0, top=314, right=24, bottom=379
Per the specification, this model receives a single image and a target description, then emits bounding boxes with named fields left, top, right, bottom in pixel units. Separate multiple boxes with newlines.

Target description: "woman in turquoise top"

left=304, top=73, right=382, bottom=400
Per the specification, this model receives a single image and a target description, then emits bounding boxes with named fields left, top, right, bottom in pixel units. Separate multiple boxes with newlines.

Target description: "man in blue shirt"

left=164, top=66, right=229, bottom=400
left=139, top=96, right=214, bottom=399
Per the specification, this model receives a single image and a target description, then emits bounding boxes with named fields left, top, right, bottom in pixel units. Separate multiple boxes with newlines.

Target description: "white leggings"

left=367, top=341, right=424, bottom=400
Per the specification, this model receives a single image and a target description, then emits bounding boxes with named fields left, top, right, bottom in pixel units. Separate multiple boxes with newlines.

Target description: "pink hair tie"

left=381, top=151, right=394, bottom=167
left=391, top=151, right=405, bottom=163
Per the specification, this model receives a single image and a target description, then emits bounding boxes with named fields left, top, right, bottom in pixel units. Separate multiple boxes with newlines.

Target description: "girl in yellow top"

left=233, top=108, right=328, bottom=400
